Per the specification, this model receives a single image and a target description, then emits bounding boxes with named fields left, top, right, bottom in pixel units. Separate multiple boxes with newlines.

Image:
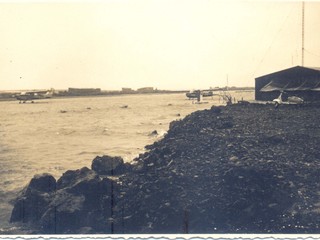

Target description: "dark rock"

left=40, top=177, right=115, bottom=233
left=56, top=167, right=97, bottom=190
left=91, top=155, right=126, bottom=175
left=10, top=173, right=56, bottom=224
left=28, top=173, right=56, bottom=193
left=149, top=130, right=158, bottom=136
left=10, top=166, right=117, bottom=233
left=237, top=100, right=250, bottom=105
left=221, top=121, right=233, bottom=129
left=10, top=191, right=51, bottom=224
left=50, top=170, right=115, bottom=233
left=210, top=106, right=222, bottom=114
left=216, top=116, right=234, bottom=129
left=262, top=134, right=285, bottom=144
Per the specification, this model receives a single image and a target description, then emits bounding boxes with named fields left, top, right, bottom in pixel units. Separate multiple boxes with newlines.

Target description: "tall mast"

left=302, top=1, right=305, bottom=66
left=226, top=74, right=228, bottom=91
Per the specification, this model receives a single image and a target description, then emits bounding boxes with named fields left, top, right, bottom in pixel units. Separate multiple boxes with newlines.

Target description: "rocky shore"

left=10, top=103, right=320, bottom=234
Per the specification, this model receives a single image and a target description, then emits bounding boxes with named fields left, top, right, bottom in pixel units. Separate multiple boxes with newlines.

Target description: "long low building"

left=255, top=66, right=320, bottom=102
left=137, top=87, right=154, bottom=93
left=68, top=88, right=101, bottom=96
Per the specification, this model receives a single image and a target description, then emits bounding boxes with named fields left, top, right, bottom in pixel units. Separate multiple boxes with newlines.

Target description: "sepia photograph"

left=1, top=0, right=320, bottom=236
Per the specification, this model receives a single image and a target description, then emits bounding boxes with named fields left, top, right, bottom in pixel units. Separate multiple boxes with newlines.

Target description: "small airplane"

left=14, top=88, right=54, bottom=103
left=273, top=91, right=304, bottom=107
left=186, top=89, right=220, bottom=99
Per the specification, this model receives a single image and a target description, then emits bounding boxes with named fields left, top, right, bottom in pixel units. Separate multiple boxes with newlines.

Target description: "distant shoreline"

left=0, top=87, right=254, bottom=102
left=0, top=90, right=187, bottom=102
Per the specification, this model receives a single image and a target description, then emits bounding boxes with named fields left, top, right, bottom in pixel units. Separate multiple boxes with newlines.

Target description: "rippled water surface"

left=0, top=91, right=254, bottom=233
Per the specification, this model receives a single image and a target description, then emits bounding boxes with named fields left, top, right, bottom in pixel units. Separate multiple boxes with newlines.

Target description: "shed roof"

left=260, top=79, right=320, bottom=92
left=257, top=66, right=320, bottom=92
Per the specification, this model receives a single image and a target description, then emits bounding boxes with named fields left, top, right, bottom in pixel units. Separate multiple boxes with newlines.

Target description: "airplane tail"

left=45, top=88, right=54, bottom=98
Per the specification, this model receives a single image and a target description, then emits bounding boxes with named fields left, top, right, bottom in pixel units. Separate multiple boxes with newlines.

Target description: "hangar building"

left=255, top=66, right=320, bottom=102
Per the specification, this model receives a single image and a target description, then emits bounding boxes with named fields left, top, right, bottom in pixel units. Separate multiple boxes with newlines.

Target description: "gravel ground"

left=116, top=103, right=320, bottom=234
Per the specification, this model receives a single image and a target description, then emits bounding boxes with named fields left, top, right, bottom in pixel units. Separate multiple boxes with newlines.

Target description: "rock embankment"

left=10, top=103, right=320, bottom=234
left=10, top=157, right=125, bottom=233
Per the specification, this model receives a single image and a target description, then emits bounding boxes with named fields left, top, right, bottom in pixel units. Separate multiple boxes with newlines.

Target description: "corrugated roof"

left=260, top=78, right=320, bottom=92
left=256, top=66, right=320, bottom=79
left=258, top=66, right=320, bottom=92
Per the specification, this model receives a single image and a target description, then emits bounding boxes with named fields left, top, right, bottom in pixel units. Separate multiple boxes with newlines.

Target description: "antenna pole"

left=226, top=74, right=228, bottom=91
left=302, top=1, right=305, bottom=66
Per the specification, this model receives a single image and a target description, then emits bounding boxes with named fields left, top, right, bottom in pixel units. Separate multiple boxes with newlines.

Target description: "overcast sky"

left=1, top=0, right=320, bottom=90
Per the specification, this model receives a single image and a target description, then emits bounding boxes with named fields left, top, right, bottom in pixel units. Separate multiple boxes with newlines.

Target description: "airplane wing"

left=15, top=89, right=54, bottom=102
left=24, top=90, right=48, bottom=94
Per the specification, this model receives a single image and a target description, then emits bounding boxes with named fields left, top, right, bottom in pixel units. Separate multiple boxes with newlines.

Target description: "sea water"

left=0, top=91, right=254, bottom=233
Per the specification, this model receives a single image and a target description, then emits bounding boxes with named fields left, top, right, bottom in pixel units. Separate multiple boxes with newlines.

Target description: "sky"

left=1, top=0, right=320, bottom=91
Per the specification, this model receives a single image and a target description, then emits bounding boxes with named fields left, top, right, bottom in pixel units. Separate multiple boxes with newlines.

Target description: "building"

left=68, top=88, right=101, bottom=96
left=121, top=88, right=135, bottom=94
left=137, top=87, right=154, bottom=93
left=255, top=66, right=320, bottom=102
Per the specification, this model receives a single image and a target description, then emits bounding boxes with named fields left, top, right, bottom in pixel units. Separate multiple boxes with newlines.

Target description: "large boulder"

left=56, top=167, right=97, bottom=190
left=91, top=155, right=130, bottom=175
left=40, top=167, right=117, bottom=233
left=10, top=168, right=118, bottom=234
left=10, top=173, right=56, bottom=223
left=28, top=173, right=56, bottom=193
